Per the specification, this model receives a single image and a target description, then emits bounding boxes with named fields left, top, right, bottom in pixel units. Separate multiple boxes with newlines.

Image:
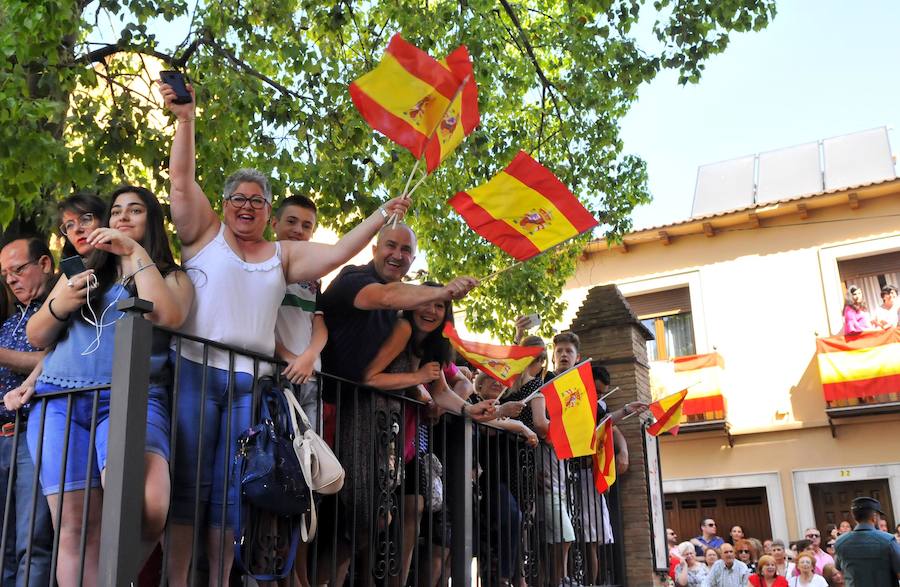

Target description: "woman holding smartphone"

left=23, top=186, right=194, bottom=587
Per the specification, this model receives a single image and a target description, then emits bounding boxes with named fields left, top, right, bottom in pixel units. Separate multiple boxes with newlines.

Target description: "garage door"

left=665, top=487, right=772, bottom=544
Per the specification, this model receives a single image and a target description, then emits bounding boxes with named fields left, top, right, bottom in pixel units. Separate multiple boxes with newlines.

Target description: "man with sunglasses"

left=802, top=526, right=834, bottom=574
left=0, top=237, right=55, bottom=586
left=692, top=518, right=725, bottom=557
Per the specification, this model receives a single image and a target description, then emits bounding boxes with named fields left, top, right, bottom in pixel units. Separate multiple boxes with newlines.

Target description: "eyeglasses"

left=826, top=542, right=835, bottom=548
left=706, top=523, right=717, bottom=527
left=805, top=533, right=820, bottom=538
left=225, top=193, right=269, bottom=210
left=0, top=259, right=36, bottom=279
left=737, top=549, right=750, bottom=554
left=59, top=212, right=96, bottom=236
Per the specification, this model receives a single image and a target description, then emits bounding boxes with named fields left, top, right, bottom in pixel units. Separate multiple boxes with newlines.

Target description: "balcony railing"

left=817, top=327, right=900, bottom=416
left=1, top=299, right=625, bottom=585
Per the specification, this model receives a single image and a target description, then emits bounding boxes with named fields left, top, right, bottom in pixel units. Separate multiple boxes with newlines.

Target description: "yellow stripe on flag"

left=355, top=53, right=450, bottom=136
left=817, top=342, right=900, bottom=384
left=549, top=365, right=596, bottom=457
left=460, top=351, right=536, bottom=383
left=467, top=171, right=580, bottom=251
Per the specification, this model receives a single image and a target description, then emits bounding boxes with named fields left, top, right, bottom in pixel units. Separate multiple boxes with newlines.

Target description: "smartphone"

left=159, top=70, right=192, bottom=104
left=524, top=313, right=541, bottom=330
left=60, top=255, right=87, bottom=278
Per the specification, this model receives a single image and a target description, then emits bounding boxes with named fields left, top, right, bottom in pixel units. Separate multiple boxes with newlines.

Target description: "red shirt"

left=749, top=575, right=789, bottom=587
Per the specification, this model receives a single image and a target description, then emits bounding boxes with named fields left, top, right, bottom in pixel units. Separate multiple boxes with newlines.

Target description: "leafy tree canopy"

left=1, top=0, right=775, bottom=339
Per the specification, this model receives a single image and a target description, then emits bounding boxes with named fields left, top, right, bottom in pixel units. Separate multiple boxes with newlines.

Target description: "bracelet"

left=178, top=116, right=195, bottom=123
left=121, top=262, right=157, bottom=285
left=47, top=298, right=69, bottom=322
left=459, top=403, right=469, bottom=417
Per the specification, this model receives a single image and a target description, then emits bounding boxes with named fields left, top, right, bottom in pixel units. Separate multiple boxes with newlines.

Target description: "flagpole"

left=389, top=74, right=471, bottom=229
left=598, top=386, right=619, bottom=403
left=479, top=231, right=589, bottom=283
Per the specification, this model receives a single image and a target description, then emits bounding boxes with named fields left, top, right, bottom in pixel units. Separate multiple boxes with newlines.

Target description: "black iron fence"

left=1, top=299, right=624, bottom=586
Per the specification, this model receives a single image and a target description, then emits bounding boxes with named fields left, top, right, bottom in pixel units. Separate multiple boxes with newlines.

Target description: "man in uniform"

left=834, top=496, right=900, bottom=587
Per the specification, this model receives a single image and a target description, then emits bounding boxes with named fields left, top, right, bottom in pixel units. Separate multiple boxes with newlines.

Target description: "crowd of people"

left=665, top=507, right=900, bottom=587
left=0, top=80, right=649, bottom=587
left=842, top=283, right=899, bottom=334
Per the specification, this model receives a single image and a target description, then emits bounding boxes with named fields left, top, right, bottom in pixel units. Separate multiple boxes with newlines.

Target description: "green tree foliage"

left=1, top=0, right=775, bottom=338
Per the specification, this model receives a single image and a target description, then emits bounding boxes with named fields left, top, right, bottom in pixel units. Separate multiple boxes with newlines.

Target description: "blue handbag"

left=233, top=377, right=311, bottom=580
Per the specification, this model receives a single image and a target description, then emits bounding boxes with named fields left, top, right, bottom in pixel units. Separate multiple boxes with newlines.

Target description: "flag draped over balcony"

left=651, top=353, right=726, bottom=417
left=349, top=34, right=461, bottom=159
left=647, top=389, right=689, bottom=436
left=449, top=151, right=599, bottom=261
left=816, top=328, right=900, bottom=401
left=442, top=323, right=543, bottom=386
left=540, top=360, right=598, bottom=459
left=423, top=45, right=479, bottom=173
left=592, top=415, right=616, bottom=493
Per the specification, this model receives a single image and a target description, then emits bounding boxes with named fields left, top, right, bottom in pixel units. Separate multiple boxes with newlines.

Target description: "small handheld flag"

left=646, top=388, right=689, bottom=436
left=591, top=415, right=616, bottom=493
left=449, top=151, right=599, bottom=261
left=349, top=34, right=461, bottom=159
left=423, top=45, right=479, bottom=173
left=540, top=360, right=598, bottom=459
left=442, top=323, right=543, bottom=386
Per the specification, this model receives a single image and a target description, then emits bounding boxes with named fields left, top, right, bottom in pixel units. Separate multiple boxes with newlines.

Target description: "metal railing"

left=1, top=298, right=624, bottom=585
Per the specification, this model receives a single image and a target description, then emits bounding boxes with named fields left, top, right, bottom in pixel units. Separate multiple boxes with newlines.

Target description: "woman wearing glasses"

left=735, top=539, right=758, bottom=572
left=23, top=186, right=194, bottom=587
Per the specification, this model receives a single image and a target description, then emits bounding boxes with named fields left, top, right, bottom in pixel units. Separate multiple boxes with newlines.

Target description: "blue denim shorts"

left=26, top=383, right=170, bottom=496
left=170, top=354, right=253, bottom=527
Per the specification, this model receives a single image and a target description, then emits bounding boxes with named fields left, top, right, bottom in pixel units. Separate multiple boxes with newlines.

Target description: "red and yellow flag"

left=540, top=360, right=598, bottom=459
left=591, top=416, right=616, bottom=493
left=423, top=45, right=479, bottom=173
left=816, top=327, right=900, bottom=402
left=647, top=389, right=689, bottom=436
left=442, top=323, right=543, bottom=386
left=449, top=151, right=599, bottom=261
left=349, top=34, right=461, bottom=159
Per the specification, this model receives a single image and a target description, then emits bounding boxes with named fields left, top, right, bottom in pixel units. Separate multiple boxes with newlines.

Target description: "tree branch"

left=78, top=43, right=178, bottom=65
left=201, top=32, right=315, bottom=103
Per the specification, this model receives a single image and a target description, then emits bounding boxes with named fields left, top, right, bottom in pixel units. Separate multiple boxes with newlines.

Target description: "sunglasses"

left=737, top=549, right=750, bottom=553
left=806, top=533, right=820, bottom=538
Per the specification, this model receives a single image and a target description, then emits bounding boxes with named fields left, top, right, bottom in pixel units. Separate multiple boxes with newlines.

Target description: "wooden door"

left=810, top=478, right=894, bottom=529
left=665, top=487, right=772, bottom=543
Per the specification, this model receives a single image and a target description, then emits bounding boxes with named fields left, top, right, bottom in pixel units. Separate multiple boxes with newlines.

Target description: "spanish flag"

left=540, top=360, right=598, bottom=459
left=349, top=34, right=461, bottom=159
left=423, top=45, right=479, bottom=173
left=816, top=327, right=900, bottom=402
left=442, top=323, right=543, bottom=386
left=647, top=389, right=689, bottom=436
left=449, top=151, right=599, bottom=261
left=591, top=416, right=616, bottom=493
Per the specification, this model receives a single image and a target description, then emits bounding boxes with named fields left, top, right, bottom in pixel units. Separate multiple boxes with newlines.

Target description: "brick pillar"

left=568, top=284, right=661, bottom=586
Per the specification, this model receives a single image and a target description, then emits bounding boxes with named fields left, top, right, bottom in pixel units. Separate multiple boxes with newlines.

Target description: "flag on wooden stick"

left=442, top=323, right=543, bottom=386
left=349, top=34, right=461, bottom=158
left=423, top=45, right=479, bottom=173
left=592, top=415, right=616, bottom=493
left=449, top=151, right=599, bottom=261
left=540, top=360, right=598, bottom=459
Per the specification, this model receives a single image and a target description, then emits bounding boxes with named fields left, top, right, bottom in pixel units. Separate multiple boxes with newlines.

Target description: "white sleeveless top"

left=177, top=223, right=286, bottom=375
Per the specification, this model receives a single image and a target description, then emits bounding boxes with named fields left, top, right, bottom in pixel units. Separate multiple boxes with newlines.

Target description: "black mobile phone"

left=159, top=70, right=192, bottom=104
left=60, top=255, right=87, bottom=278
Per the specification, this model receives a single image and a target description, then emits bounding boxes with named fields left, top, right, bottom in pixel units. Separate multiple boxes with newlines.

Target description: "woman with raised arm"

left=23, top=186, right=194, bottom=587
left=159, top=81, right=410, bottom=586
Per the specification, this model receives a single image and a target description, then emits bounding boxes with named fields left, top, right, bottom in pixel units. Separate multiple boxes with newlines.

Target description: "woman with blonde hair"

left=750, top=555, right=788, bottom=587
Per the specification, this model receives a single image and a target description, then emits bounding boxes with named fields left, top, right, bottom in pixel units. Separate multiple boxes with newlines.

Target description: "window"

left=838, top=250, right=900, bottom=313
left=627, top=288, right=696, bottom=361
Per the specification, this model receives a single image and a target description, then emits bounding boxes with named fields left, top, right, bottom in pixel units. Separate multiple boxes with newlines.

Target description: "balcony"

left=816, top=327, right=900, bottom=422
left=2, top=299, right=627, bottom=585
left=650, top=352, right=730, bottom=440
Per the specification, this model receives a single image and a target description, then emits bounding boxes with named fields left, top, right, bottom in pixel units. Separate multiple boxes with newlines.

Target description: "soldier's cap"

left=851, top=496, right=885, bottom=516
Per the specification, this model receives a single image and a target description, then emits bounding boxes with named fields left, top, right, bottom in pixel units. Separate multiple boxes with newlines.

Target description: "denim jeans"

left=0, top=432, right=53, bottom=587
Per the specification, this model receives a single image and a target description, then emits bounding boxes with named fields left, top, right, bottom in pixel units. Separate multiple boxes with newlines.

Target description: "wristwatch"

left=379, top=206, right=388, bottom=221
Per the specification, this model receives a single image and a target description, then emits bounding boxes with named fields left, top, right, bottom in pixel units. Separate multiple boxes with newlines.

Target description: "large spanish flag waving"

left=592, top=416, right=616, bottom=493
left=423, top=45, right=479, bottom=173
left=349, top=34, right=462, bottom=159
left=647, top=389, right=689, bottom=436
left=540, top=360, right=598, bottom=459
left=442, top=323, right=543, bottom=386
left=449, top=151, right=599, bottom=261
left=816, top=327, right=900, bottom=402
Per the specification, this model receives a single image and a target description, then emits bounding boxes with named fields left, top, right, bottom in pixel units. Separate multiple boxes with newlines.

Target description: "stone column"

left=568, top=284, right=661, bottom=586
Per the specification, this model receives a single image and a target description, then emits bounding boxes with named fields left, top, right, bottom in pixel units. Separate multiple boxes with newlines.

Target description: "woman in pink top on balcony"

left=842, top=285, right=871, bottom=335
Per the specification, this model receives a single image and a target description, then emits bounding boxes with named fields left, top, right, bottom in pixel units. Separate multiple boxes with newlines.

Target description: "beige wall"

left=560, top=191, right=900, bottom=539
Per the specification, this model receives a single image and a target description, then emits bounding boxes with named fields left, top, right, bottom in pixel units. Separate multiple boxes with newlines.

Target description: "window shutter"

left=626, top=287, right=692, bottom=318
left=838, top=251, right=900, bottom=280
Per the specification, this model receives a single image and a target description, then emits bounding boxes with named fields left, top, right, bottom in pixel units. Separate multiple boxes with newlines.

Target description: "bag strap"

left=283, top=388, right=318, bottom=541
left=232, top=450, right=301, bottom=581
